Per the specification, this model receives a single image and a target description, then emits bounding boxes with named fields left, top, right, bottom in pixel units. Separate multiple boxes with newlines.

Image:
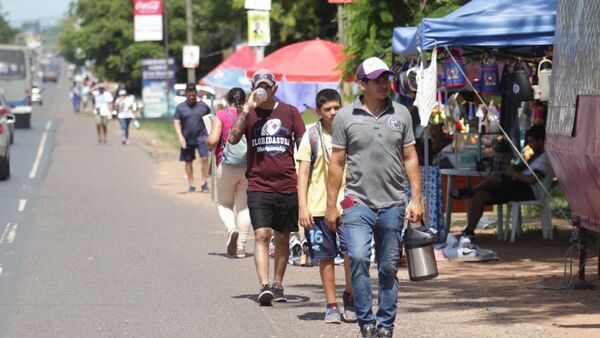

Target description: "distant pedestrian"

left=91, top=83, right=114, bottom=144
left=81, top=78, right=91, bottom=113
left=173, top=83, right=211, bottom=193
left=228, top=69, right=306, bottom=306
left=325, top=57, right=424, bottom=338
left=114, top=89, right=138, bottom=145
left=297, top=89, right=356, bottom=324
left=206, top=87, right=251, bottom=258
left=70, top=82, right=81, bottom=113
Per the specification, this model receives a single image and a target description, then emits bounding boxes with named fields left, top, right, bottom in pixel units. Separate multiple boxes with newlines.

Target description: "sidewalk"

left=132, top=126, right=600, bottom=337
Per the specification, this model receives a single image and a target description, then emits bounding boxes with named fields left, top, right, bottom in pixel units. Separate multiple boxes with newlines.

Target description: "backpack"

left=222, top=108, right=247, bottom=167
left=307, top=121, right=331, bottom=178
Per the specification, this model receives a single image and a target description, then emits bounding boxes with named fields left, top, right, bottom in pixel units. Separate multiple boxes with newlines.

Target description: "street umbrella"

left=246, top=39, right=346, bottom=111
left=201, top=45, right=255, bottom=92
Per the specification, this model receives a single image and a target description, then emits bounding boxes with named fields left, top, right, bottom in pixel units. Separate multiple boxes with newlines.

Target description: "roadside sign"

left=244, top=0, right=271, bottom=11
left=133, top=0, right=163, bottom=42
left=182, top=45, right=200, bottom=68
left=328, top=0, right=354, bottom=3
left=248, top=10, right=270, bottom=47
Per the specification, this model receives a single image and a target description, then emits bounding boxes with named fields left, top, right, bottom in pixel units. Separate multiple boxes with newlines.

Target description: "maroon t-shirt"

left=244, top=102, right=306, bottom=193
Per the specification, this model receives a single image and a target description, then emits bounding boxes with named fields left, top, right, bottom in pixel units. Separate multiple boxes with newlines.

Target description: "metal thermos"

left=404, top=220, right=439, bottom=281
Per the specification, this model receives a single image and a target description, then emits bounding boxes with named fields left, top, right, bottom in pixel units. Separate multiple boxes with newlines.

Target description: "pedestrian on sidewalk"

left=325, top=57, right=424, bottom=338
left=228, top=69, right=306, bottom=306
left=206, top=87, right=251, bottom=258
left=91, top=83, right=114, bottom=144
left=114, top=89, right=138, bottom=145
left=173, top=83, right=211, bottom=193
left=297, top=89, right=356, bottom=324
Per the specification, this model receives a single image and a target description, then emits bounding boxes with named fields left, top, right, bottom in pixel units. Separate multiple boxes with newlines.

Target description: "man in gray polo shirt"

left=325, top=56, right=423, bottom=338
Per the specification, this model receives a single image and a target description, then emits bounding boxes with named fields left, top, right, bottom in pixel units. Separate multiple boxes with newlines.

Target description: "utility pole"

left=337, top=4, right=344, bottom=45
left=164, top=0, right=170, bottom=115
left=186, top=0, right=195, bottom=83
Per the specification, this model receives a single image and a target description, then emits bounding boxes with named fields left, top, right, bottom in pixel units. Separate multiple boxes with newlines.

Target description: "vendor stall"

left=391, top=0, right=558, bottom=241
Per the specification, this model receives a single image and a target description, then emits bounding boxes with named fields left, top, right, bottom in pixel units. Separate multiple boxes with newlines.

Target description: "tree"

left=339, top=0, right=465, bottom=80
left=0, top=6, right=19, bottom=44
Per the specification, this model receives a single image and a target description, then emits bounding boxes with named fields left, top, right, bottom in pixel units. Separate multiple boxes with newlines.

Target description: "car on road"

left=0, top=105, right=12, bottom=180
left=0, top=91, right=14, bottom=144
left=42, top=68, right=59, bottom=82
left=31, top=85, right=42, bottom=105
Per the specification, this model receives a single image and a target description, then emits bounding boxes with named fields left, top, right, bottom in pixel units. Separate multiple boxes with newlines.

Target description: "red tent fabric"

left=206, top=45, right=256, bottom=76
left=246, top=39, right=345, bottom=82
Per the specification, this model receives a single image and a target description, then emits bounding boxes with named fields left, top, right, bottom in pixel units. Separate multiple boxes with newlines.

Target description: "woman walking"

left=115, top=89, right=137, bottom=145
left=206, top=88, right=251, bottom=258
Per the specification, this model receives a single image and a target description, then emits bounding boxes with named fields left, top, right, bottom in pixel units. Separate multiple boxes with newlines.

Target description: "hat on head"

left=251, top=69, right=276, bottom=87
left=356, top=57, right=393, bottom=81
left=185, top=83, right=197, bottom=91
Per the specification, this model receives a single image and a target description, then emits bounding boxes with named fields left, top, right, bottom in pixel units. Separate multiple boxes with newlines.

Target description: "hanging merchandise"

left=444, top=48, right=465, bottom=89
left=479, top=50, right=500, bottom=95
left=537, top=57, right=552, bottom=102
left=396, top=58, right=419, bottom=98
left=414, top=47, right=438, bottom=127
left=501, top=61, right=534, bottom=102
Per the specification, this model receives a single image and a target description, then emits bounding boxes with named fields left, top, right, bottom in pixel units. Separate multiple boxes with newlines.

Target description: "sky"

left=1, top=0, right=71, bottom=26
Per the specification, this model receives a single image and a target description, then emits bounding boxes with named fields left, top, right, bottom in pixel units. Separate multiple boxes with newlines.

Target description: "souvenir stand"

left=391, top=0, right=557, bottom=242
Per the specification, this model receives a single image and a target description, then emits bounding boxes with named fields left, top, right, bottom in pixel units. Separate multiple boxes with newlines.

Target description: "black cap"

left=185, top=83, right=197, bottom=91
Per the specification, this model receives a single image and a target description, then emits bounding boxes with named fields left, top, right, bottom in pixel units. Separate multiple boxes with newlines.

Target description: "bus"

left=0, top=44, right=33, bottom=128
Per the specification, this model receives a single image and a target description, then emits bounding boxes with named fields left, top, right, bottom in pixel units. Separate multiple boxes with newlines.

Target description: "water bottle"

left=254, top=87, right=267, bottom=103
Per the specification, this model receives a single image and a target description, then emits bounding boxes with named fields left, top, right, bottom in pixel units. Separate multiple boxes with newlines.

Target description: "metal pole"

left=186, top=0, right=195, bottom=83
left=164, top=0, right=170, bottom=115
left=337, top=4, right=344, bottom=45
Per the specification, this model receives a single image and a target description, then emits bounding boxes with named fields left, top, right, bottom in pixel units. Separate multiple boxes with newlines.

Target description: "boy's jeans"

left=342, top=203, right=405, bottom=329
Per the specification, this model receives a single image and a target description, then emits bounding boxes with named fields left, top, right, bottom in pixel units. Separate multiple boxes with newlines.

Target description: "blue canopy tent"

left=393, top=0, right=557, bottom=55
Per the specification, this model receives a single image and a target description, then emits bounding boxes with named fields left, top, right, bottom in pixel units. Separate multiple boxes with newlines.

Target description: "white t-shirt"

left=115, top=95, right=137, bottom=119
left=521, top=152, right=552, bottom=199
left=93, top=91, right=114, bottom=116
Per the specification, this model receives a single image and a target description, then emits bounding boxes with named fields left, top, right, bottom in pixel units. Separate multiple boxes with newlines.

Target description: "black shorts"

left=488, top=174, right=535, bottom=204
left=179, top=143, right=209, bottom=162
left=247, top=191, right=299, bottom=233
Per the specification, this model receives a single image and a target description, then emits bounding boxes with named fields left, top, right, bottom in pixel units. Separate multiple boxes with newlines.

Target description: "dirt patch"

left=134, top=127, right=600, bottom=337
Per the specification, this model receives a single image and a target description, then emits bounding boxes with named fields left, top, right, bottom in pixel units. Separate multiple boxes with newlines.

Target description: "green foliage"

left=339, top=0, right=466, bottom=81
left=0, top=6, right=19, bottom=44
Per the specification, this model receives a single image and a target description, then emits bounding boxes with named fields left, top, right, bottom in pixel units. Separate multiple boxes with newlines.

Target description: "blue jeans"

left=119, top=118, right=132, bottom=140
left=342, top=203, right=405, bottom=330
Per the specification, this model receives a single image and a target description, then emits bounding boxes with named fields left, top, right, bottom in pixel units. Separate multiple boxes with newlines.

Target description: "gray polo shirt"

left=332, top=97, right=415, bottom=209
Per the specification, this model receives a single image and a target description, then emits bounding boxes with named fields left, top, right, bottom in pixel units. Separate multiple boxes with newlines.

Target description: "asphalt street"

left=0, top=68, right=364, bottom=338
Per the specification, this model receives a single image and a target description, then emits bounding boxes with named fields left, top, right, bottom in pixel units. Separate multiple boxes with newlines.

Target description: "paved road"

left=0, top=69, right=363, bottom=338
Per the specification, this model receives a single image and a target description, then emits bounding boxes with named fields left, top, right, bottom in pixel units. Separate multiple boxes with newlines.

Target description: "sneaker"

left=200, top=183, right=209, bottom=193
left=460, top=228, right=475, bottom=241
left=236, top=247, right=246, bottom=258
left=450, top=187, right=474, bottom=199
left=342, top=291, right=357, bottom=322
left=360, top=323, right=378, bottom=338
left=271, top=284, right=287, bottom=302
left=324, top=304, right=341, bottom=324
left=188, top=186, right=196, bottom=193
left=257, top=285, right=273, bottom=306
left=227, top=229, right=239, bottom=256
left=377, top=327, right=394, bottom=338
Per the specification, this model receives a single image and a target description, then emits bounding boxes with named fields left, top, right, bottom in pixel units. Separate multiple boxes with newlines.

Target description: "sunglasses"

left=252, top=73, right=275, bottom=84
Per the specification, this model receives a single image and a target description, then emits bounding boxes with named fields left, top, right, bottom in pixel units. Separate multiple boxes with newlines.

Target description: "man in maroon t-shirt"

left=229, top=69, right=306, bottom=306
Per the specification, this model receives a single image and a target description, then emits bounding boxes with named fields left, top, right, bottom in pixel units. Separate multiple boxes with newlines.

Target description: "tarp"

left=200, top=45, right=254, bottom=91
left=393, top=0, right=557, bottom=55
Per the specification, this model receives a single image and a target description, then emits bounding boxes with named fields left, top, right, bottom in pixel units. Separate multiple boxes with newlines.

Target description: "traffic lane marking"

left=0, top=222, right=18, bottom=243
left=29, top=121, right=52, bottom=179
left=18, top=199, right=27, bottom=212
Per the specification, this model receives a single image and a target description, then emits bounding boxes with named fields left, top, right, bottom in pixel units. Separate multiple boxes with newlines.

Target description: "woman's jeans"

left=119, top=118, right=132, bottom=140
left=342, top=203, right=405, bottom=330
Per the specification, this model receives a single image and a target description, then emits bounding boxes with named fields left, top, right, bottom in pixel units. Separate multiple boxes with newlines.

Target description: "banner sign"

left=248, top=10, right=270, bottom=47
left=244, top=0, right=271, bottom=11
left=182, top=45, right=200, bottom=68
left=141, top=58, right=175, bottom=118
left=134, top=0, right=163, bottom=42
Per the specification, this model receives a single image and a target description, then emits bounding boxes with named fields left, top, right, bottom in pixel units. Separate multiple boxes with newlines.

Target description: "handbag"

left=479, top=50, right=500, bottom=95
left=444, top=48, right=465, bottom=89
left=501, top=61, right=533, bottom=102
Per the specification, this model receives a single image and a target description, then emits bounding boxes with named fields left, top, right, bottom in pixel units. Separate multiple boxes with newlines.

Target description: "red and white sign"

left=134, top=0, right=163, bottom=15
left=328, top=0, right=354, bottom=3
left=133, top=0, right=163, bottom=42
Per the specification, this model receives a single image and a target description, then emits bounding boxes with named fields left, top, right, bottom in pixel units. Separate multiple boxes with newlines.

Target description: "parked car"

left=0, top=92, right=14, bottom=144
left=31, top=85, right=43, bottom=105
left=0, top=107, right=11, bottom=180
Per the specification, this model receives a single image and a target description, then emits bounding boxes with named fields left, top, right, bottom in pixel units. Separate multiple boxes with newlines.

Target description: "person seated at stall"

left=450, top=125, right=552, bottom=239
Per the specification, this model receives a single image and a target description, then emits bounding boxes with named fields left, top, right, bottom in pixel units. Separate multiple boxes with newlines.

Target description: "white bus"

left=0, top=44, right=33, bottom=128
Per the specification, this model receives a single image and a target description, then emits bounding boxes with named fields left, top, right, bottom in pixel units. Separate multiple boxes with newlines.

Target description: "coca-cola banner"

left=133, top=0, right=163, bottom=42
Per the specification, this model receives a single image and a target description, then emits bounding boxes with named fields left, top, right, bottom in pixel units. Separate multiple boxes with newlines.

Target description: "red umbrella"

left=246, top=39, right=345, bottom=82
